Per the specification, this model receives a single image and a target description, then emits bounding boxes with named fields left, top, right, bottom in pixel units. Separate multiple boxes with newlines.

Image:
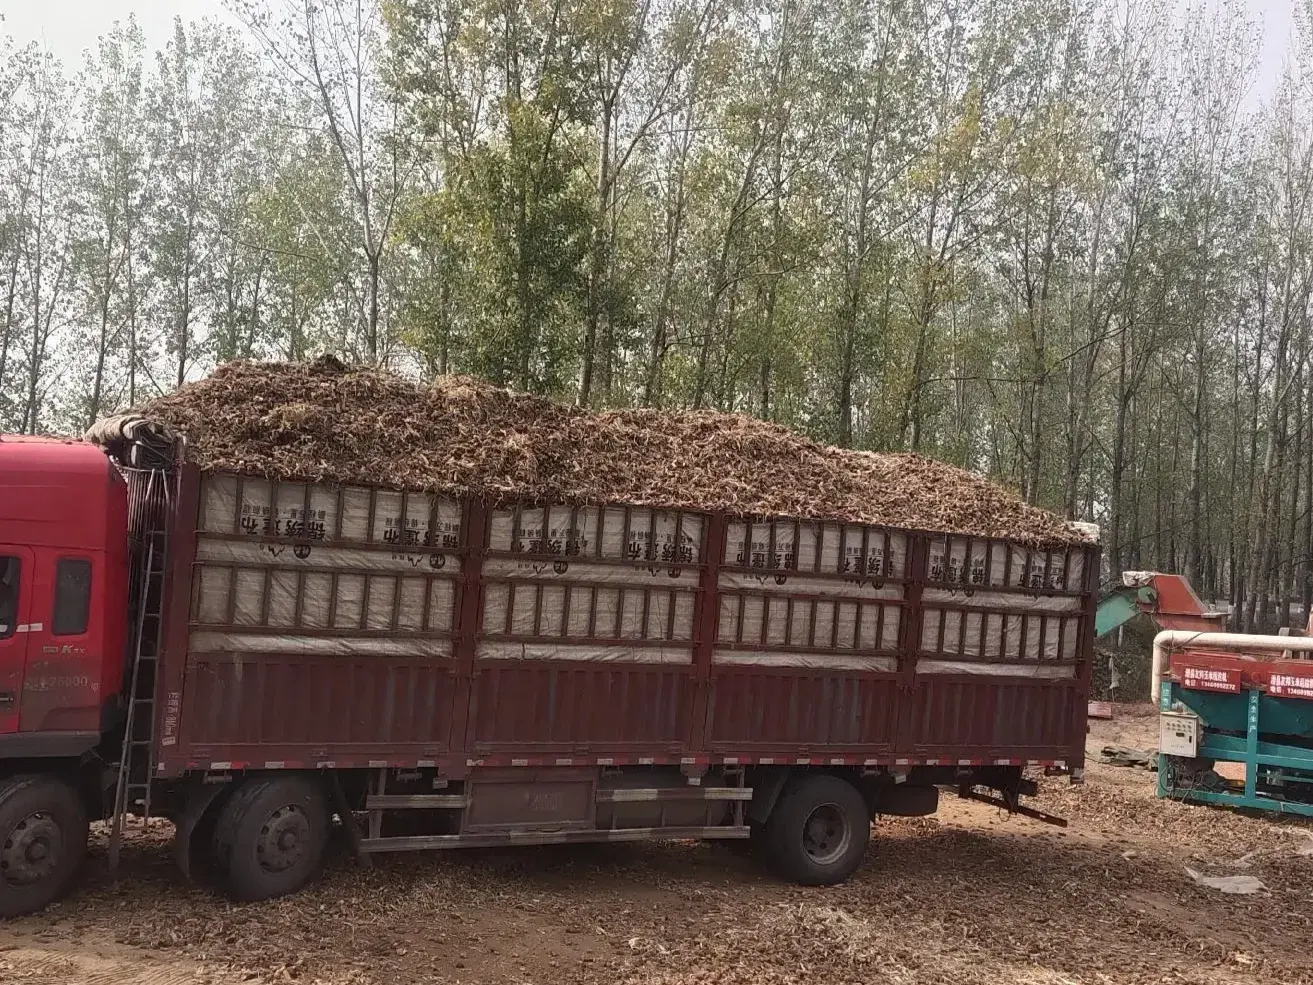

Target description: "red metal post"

left=688, top=513, right=727, bottom=754
left=448, top=498, right=490, bottom=772
left=1070, top=543, right=1100, bottom=773
left=154, top=462, right=200, bottom=775
left=891, top=534, right=928, bottom=755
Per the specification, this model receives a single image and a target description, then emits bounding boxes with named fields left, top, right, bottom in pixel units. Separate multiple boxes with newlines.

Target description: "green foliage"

left=8, top=0, right=1313, bottom=623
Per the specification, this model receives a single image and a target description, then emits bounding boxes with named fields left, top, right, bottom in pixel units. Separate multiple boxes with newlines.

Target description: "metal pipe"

left=1151, top=630, right=1313, bottom=701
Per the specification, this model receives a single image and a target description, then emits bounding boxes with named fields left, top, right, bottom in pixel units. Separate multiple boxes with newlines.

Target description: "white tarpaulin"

left=711, top=650, right=898, bottom=672
left=489, top=504, right=702, bottom=564
left=190, top=475, right=1090, bottom=676
left=723, top=520, right=907, bottom=579
left=916, top=659, right=1076, bottom=679
left=192, top=475, right=461, bottom=656
left=200, top=473, right=464, bottom=548
left=926, top=536, right=1085, bottom=593
left=716, top=591, right=901, bottom=652
left=919, top=589, right=1082, bottom=664
left=475, top=642, right=692, bottom=664
left=190, top=631, right=453, bottom=658
left=480, top=507, right=702, bottom=654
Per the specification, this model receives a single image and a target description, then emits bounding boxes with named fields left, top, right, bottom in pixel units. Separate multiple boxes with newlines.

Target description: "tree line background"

left=2, top=0, right=1312, bottom=629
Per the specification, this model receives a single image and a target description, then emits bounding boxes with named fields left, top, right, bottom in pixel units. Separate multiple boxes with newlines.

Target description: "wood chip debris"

left=15, top=754, right=1313, bottom=985
left=118, top=357, right=1084, bottom=545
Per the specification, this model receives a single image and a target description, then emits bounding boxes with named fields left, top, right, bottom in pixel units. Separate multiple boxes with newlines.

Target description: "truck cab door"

left=0, top=548, right=33, bottom=734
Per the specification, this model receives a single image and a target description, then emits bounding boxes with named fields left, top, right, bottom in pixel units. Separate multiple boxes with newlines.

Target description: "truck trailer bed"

left=152, top=467, right=1097, bottom=780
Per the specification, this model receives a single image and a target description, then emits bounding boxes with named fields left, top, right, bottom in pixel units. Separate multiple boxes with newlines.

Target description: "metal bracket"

left=957, top=786, right=1068, bottom=828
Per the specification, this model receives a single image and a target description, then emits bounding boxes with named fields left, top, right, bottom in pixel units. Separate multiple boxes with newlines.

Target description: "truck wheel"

left=212, top=775, right=330, bottom=903
left=0, top=775, right=89, bottom=917
left=764, top=774, right=870, bottom=886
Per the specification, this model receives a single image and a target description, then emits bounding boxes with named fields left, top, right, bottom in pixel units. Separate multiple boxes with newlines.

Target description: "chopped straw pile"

left=121, top=357, right=1081, bottom=545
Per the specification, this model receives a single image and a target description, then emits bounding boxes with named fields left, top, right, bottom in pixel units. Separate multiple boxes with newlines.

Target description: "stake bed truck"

left=0, top=432, right=1097, bottom=915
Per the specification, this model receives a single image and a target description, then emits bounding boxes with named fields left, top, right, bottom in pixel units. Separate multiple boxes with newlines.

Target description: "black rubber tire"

left=0, top=775, right=89, bottom=918
left=212, top=775, right=330, bottom=903
left=763, top=774, right=870, bottom=886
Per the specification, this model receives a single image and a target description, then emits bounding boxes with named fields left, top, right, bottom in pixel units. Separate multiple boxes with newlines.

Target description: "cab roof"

left=0, top=435, right=124, bottom=551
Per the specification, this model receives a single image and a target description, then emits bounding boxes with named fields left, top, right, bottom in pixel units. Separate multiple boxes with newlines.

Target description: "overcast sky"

left=0, top=0, right=1298, bottom=105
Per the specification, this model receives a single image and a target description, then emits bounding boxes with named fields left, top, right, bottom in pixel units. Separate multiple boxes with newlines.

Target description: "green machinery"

left=1156, top=638, right=1313, bottom=817
left=1089, top=573, right=1313, bottom=817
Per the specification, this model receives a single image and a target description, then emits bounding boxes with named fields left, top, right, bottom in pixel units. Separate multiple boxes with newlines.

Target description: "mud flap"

left=746, top=768, right=789, bottom=825
left=173, top=782, right=227, bottom=881
left=329, top=772, right=371, bottom=868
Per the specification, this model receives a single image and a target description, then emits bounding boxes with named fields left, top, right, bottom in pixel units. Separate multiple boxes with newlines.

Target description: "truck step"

left=359, top=825, right=751, bottom=853
left=364, top=794, right=470, bottom=810
left=595, top=787, right=753, bottom=803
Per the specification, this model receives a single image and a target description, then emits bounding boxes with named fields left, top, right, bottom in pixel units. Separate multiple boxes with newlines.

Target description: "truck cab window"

left=52, top=558, right=92, bottom=636
left=0, top=556, right=17, bottom=639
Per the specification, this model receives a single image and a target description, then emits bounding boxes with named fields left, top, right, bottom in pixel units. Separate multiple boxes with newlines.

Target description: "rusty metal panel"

left=179, top=650, right=457, bottom=758
left=469, top=663, right=694, bottom=753
left=464, top=767, right=595, bottom=832
left=706, top=668, right=900, bottom=752
left=902, top=676, right=1081, bottom=759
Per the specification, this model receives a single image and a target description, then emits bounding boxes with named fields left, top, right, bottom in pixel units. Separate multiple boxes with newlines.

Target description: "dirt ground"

left=5, top=707, right=1313, bottom=985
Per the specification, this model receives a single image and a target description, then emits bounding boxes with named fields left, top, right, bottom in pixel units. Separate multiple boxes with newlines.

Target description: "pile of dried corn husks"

left=111, top=357, right=1084, bottom=545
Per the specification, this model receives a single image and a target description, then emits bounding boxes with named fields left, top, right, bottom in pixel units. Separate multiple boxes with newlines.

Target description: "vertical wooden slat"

left=358, top=573, right=372, bottom=631
left=327, top=572, right=340, bottom=630
left=233, top=476, right=246, bottom=534
left=259, top=568, right=273, bottom=627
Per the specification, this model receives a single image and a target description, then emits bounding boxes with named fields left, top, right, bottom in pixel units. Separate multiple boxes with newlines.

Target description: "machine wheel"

left=0, top=775, right=89, bottom=917
left=764, top=774, right=870, bottom=886
left=212, top=775, right=330, bottom=903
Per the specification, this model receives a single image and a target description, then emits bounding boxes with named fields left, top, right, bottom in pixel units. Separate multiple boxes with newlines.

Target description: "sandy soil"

left=4, top=707, right=1312, bottom=985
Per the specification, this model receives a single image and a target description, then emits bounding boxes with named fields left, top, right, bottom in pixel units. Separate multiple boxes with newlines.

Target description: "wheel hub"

left=801, top=803, right=850, bottom=866
left=1, top=812, right=63, bottom=887
left=256, top=806, right=310, bottom=874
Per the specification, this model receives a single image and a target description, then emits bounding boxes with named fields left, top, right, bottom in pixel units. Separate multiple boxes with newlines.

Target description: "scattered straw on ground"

left=8, top=725, right=1313, bottom=985
left=115, top=357, right=1081, bottom=545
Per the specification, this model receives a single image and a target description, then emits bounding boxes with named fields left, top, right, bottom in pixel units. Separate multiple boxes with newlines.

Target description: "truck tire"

left=764, top=774, right=870, bottom=886
left=0, top=775, right=89, bottom=918
left=212, top=775, right=330, bottom=903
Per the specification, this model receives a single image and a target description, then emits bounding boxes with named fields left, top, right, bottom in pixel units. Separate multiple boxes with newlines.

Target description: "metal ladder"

left=108, top=470, right=171, bottom=870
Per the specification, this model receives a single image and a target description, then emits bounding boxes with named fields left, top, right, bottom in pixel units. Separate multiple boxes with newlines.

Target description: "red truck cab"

left=0, top=436, right=129, bottom=750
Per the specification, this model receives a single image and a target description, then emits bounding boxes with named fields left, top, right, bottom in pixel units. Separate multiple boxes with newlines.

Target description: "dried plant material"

left=121, top=358, right=1084, bottom=546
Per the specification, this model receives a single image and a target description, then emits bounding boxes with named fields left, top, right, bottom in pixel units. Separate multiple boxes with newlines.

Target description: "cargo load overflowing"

left=105, top=356, right=1084, bottom=546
